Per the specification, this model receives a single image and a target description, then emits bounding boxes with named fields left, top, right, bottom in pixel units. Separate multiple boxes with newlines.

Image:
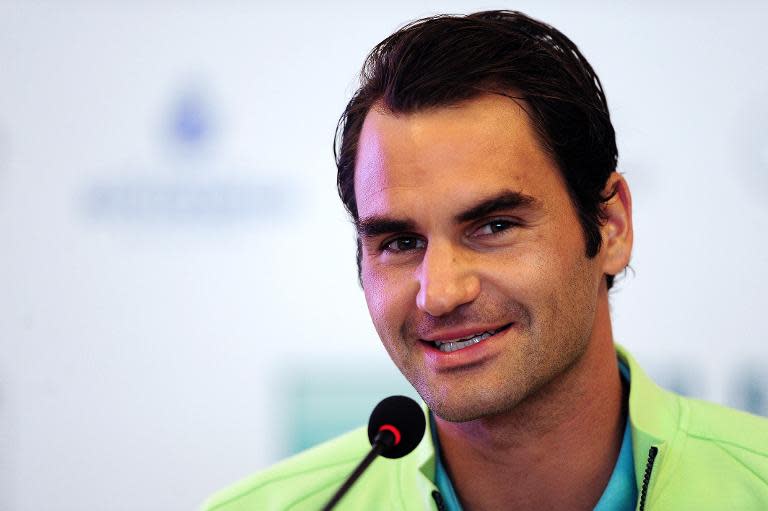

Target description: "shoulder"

left=620, top=343, right=768, bottom=460
left=655, top=395, right=768, bottom=508
left=620, top=344, right=768, bottom=507
left=202, top=428, right=370, bottom=511
left=201, top=427, right=403, bottom=511
left=681, top=396, right=768, bottom=456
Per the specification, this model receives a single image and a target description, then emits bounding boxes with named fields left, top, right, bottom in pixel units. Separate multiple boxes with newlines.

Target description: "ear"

left=599, top=172, right=633, bottom=277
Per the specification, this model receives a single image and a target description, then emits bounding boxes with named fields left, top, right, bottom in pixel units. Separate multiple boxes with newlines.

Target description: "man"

left=204, top=11, right=768, bottom=510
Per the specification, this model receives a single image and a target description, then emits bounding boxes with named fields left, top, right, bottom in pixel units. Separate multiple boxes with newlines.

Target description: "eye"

left=382, top=236, right=426, bottom=253
left=472, top=219, right=519, bottom=237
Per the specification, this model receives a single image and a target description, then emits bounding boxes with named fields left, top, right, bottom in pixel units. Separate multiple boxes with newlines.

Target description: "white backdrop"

left=1, top=2, right=767, bottom=510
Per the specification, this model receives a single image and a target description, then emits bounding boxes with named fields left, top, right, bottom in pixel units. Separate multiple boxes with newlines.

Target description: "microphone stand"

left=320, top=429, right=395, bottom=511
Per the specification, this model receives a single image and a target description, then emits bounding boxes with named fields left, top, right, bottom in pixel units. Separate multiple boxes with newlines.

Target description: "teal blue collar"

left=593, top=361, right=637, bottom=510
left=429, top=413, right=463, bottom=511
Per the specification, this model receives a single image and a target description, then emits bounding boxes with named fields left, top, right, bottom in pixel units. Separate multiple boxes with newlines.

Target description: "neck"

left=433, top=289, right=626, bottom=511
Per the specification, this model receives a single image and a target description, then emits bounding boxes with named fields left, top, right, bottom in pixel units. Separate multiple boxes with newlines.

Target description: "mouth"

left=425, top=323, right=514, bottom=353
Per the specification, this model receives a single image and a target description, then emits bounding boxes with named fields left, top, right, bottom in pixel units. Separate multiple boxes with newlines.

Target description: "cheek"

left=537, top=241, right=602, bottom=334
left=480, top=241, right=554, bottom=299
left=479, top=229, right=591, bottom=321
left=361, top=263, right=413, bottom=335
left=362, top=276, right=387, bottom=327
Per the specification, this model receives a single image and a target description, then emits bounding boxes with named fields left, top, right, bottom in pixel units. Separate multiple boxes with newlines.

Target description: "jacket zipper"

left=638, top=446, right=658, bottom=511
left=431, top=490, right=447, bottom=511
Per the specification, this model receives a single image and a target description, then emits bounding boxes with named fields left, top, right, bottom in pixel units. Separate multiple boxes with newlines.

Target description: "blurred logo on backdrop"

left=82, top=86, right=290, bottom=225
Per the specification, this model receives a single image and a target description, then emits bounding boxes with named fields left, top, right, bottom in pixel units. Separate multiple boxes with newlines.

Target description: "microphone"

left=321, top=395, right=426, bottom=511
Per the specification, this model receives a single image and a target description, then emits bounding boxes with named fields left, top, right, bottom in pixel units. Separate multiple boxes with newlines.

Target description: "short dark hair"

left=335, top=10, right=619, bottom=289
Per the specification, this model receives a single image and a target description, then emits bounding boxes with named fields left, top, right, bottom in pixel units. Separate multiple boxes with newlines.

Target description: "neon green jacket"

left=203, top=346, right=768, bottom=510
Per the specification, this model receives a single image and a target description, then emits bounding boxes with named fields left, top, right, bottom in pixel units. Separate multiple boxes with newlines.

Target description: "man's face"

left=354, top=94, right=606, bottom=422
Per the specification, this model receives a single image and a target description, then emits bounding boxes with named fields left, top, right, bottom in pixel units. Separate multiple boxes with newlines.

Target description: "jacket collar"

left=416, top=403, right=437, bottom=484
left=616, top=344, right=681, bottom=495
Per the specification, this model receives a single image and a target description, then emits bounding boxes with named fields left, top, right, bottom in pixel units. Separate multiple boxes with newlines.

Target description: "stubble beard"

left=418, top=325, right=589, bottom=423
left=381, top=292, right=595, bottom=424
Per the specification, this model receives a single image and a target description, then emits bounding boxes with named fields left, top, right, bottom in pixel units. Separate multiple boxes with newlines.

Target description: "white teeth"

left=435, top=330, right=495, bottom=353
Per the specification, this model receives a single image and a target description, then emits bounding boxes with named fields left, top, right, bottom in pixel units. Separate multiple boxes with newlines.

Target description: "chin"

left=427, top=397, right=520, bottom=423
left=418, top=383, right=526, bottom=423
left=428, top=403, right=488, bottom=423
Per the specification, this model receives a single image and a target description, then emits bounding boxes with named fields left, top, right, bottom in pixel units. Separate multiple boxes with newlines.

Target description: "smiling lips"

left=424, top=323, right=513, bottom=353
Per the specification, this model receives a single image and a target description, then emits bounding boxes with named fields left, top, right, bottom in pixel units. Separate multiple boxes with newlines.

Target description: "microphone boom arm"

left=320, top=429, right=395, bottom=511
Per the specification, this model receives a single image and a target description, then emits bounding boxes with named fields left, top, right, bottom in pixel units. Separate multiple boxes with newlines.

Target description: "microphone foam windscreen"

left=367, top=395, right=426, bottom=459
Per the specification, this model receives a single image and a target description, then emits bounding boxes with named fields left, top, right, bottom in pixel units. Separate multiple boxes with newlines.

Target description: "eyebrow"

left=356, top=218, right=416, bottom=239
left=454, top=190, right=539, bottom=224
left=356, top=190, right=539, bottom=239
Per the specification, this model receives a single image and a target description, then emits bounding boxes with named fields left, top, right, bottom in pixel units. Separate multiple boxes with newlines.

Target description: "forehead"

left=354, top=93, right=563, bottom=220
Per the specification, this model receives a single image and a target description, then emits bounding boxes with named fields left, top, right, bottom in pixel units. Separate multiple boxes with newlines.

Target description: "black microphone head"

left=367, top=395, right=426, bottom=459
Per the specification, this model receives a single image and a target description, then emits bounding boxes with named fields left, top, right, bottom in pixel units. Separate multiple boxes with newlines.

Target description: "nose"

left=416, top=241, right=481, bottom=317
